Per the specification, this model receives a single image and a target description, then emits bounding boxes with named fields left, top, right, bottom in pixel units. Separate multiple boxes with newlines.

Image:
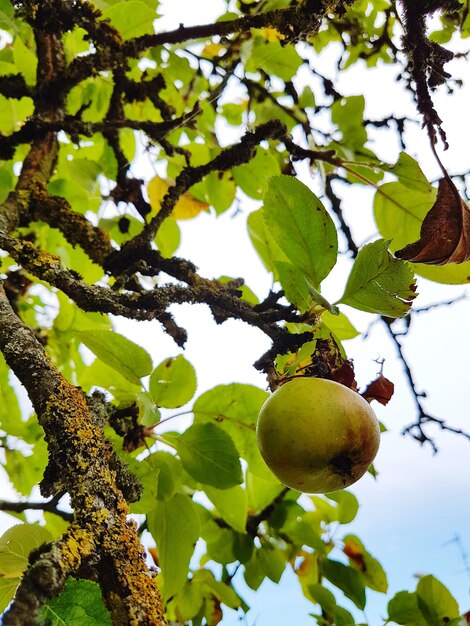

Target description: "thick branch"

left=0, top=235, right=303, bottom=350
left=0, top=285, right=166, bottom=624
left=125, top=0, right=342, bottom=53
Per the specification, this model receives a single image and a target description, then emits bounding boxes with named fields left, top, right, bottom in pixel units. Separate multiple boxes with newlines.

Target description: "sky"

left=1, top=2, right=470, bottom=625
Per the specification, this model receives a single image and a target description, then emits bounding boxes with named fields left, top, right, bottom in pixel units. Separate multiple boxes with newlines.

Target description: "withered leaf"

left=343, top=540, right=366, bottom=572
left=396, top=177, right=470, bottom=265
left=362, top=374, right=394, bottom=406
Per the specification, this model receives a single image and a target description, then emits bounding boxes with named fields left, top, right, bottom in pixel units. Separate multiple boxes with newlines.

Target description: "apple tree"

left=0, top=0, right=469, bottom=624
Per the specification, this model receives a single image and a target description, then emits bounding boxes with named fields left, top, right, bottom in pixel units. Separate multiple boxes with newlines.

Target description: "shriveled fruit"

left=256, top=377, right=380, bottom=493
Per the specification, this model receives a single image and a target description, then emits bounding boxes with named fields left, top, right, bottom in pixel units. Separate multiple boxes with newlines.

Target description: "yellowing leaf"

left=202, top=43, right=225, bottom=58
left=147, top=177, right=209, bottom=220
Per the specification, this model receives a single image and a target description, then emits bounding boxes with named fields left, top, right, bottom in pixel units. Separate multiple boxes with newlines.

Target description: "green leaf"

left=0, top=166, right=13, bottom=204
left=308, top=583, right=337, bottom=617
left=77, top=358, right=140, bottom=394
left=263, top=176, right=338, bottom=287
left=274, top=260, right=312, bottom=312
left=334, top=605, right=358, bottom=626
left=5, top=440, right=48, bottom=497
left=233, top=148, right=281, bottom=200
left=193, top=384, right=270, bottom=479
left=387, top=590, right=428, bottom=626
left=13, top=33, right=37, bottom=85
left=147, top=493, right=200, bottom=600
left=40, top=579, right=111, bottom=625
left=150, top=451, right=182, bottom=502
left=416, top=575, right=460, bottom=626
left=202, top=521, right=238, bottom=565
left=0, top=354, right=23, bottom=437
left=322, top=559, right=366, bottom=610
left=205, top=170, right=237, bottom=214
left=310, top=496, right=340, bottom=524
left=149, top=355, right=197, bottom=408
left=299, top=86, right=316, bottom=108
left=48, top=178, right=91, bottom=214
left=244, top=549, right=266, bottom=591
left=258, top=544, right=285, bottom=583
left=195, top=569, right=241, bottom=609
left=42, top=513, right=70, bottom=541
left=286, top=511, right=326, bottom=554
left=387, top=152, right=433, bottom=192
left=155, top=218, right=180, bottom=258
left=54, top=293, right=112, bottom=334
left=0, top=577, right=18, bottom=613
left=127, top=454, right=159, bottom=514
left=0, top=95, right=34, bottom=134
left=308, top=583, right=356, bottom=625
left=172, top=578, right=204, bottom=621
left=374, top=180, right=435, bottom=254
left=339, top=239, right=416, bottom=317
left=331, top=96, right=367, bottom=149
left=135, top=390, right=160, bottom=426
left=309, top=585, right=359, bottom=626
left=342, top=534, right=388, bottom=593
left=0, top=524, right=52, bottom=578
left=99, top=215, right=143, bottom=246
left=325, top=491, right=359, bottom=524
left=246, top=470, right=284, bottom=513
left=102, top=1, right=157, bottom=39
left=321, top=311, right=359, bottom=340
left=76, top=330, right=153, bottom=385
left=246, top=37, right=302, bottom=81
left=247, top=208, right=287, bottom=276
left=67, top=76, right=114, bottom=123
left=204, top=484, right=248, bottom=533
left=176, top=423, right=243, bottom=489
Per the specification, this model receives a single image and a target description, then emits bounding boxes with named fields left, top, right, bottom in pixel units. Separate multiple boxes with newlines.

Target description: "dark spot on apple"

left=331, top=453, right=353, bottom=477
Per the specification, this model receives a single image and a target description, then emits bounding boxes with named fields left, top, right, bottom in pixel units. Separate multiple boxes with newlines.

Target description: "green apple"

left=256, top=377, right=380, bottom=493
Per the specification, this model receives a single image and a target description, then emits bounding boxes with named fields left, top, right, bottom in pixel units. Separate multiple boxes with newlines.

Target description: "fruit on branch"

left=256, top=377, right=380, bottom=493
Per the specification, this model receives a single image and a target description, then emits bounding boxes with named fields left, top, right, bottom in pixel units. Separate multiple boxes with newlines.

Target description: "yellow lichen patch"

left=36, top=371, right=165, bottom=623
left=15, top=239, right=62, bottom=268
left=102, top=518, right=166, bottom=625
left=60, top=526, right=95, bottom=566
left=258, top=27, right=285, bottom=42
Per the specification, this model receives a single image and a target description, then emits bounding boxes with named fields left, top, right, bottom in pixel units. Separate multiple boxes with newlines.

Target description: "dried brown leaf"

left=362, top=374, right=395, bottom=406
left=343, top=539, right=366, bottom=572
left=396, top=177, right=470, bottom=265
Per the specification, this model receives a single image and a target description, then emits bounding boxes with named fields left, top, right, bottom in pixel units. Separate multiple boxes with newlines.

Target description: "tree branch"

left=0, top=498, right=73, bottom=522
left=0, top=284, right=166, bottom=625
